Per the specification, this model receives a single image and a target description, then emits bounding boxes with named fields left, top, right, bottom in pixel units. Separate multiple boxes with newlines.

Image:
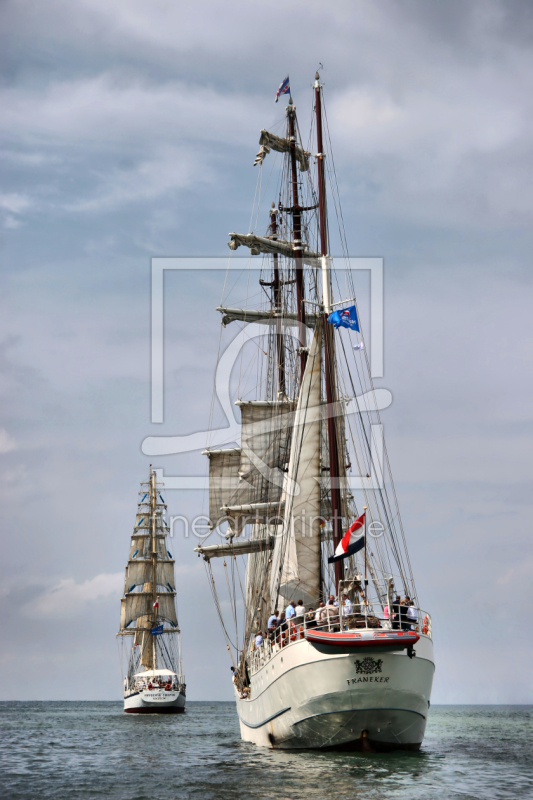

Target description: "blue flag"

left=327, top=305, right=360, bottom=331
left=275, top=75, right=290, bottom=103
left=151, top=624, right=164, bottom=635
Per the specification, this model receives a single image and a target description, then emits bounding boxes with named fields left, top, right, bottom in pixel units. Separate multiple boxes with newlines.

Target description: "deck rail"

left=246, top=605, right=432, bottom=676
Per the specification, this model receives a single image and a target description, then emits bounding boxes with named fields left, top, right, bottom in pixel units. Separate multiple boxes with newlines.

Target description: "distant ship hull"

left=124, top=689, right=186, bottom=714
left=235, top=635, right=434, bottom=750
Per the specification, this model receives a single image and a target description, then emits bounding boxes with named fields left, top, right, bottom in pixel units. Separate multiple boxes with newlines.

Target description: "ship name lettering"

left=346, top=676, right=390, bottom=685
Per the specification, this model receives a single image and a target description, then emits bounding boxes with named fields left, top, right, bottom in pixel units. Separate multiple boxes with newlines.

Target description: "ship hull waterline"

left=124, top=689, right=186, bottom=714
left=236, top=635, right=434, bottom=750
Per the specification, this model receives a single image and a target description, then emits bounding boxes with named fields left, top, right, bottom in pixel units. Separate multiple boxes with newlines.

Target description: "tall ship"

left=195, top=71, right=434, bottom=750
left=118, top=469, right=186, bottom=713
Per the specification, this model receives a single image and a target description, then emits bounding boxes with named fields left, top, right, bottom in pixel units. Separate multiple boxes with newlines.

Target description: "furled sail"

left=270, top=324, right=322, bottom=607
left=194, top=536, right=275, bottom=561
left=253, top=129, right=310, bottom=172
left=227, top=233, right=320, bottom=266
left=216, top=307, right=317, bottom=328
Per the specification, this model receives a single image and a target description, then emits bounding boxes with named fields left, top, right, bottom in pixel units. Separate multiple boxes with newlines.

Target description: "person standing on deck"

left=392, top=595, right=401, bottom=630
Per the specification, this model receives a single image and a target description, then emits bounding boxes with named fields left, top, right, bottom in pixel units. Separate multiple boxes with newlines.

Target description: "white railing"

left=246, top=605, right=432, bottom=676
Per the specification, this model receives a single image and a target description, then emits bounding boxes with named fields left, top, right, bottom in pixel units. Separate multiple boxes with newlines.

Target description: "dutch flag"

left=328, top=512, right=366, bottom=563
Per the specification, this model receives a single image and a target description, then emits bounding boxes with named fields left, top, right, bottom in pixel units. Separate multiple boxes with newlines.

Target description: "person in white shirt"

left=407, top=603, right=418, bottom=629
left=255, top=631, right=264, bottom=648
left=315, top=601, right=327, bottom=628
left=328, top=594, right=339, bottom=608
left=341, top=593, right=353, bottom=615
left=294, top=600, right=305, bottom=617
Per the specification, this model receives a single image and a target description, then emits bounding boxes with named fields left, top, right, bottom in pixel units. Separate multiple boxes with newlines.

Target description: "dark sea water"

left=0, top=703, right=531, bottom=800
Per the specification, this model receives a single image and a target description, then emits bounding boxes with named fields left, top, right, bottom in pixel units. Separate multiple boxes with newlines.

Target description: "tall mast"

left=314, top=71, right=344, bottom=592
left=270, top=203, right=286, bottom=398
left=287, top=98, right=307, bottom=381
left=150, top=467, right=158, bottom=669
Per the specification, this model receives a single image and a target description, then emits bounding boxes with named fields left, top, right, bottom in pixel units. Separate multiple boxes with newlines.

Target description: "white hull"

left=124, top=688, right=186, bottom=714
left=236, top=635, right=434, bottom=750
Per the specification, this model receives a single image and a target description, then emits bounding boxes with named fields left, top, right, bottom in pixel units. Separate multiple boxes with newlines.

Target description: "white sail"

left=121, top=590, right=178, bottom=630
left=237, top=400, right=294, bottom=502
left=128, top=533, right=170, bottom=561
left=270, top=325, right=322, bottom=607
left=125, top=560, right=175, bottom=593
left=204, top=448, right=242, bottom=529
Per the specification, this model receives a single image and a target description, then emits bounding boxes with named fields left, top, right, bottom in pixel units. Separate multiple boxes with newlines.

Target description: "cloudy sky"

left=1, top=0, right=532, bottom=703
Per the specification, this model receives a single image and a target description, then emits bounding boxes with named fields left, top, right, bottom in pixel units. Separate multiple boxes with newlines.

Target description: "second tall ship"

left=118, top=469, right=186, bottom=713
left=195, top=72, right=435, bottom=749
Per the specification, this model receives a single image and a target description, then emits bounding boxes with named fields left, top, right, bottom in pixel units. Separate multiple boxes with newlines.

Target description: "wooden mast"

left=270, top=203, right=286, bottom=398
left=150, top=467, right=158, bottom=671
left=314, top=71, right=344, bottom=592
left=287, top=98, right=307, bottom=381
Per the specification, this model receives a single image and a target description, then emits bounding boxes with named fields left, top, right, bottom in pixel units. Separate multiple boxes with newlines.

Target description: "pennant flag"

left=353, top=342, right=364, bottom=351
left=275, top=75, right=290, bottom=103
left=153, top=601, right=159, bottom=608
left=151, top=624, right=163, bottom=635
left=328, top=512, right=366, bottom=563
left=328, top=305, right=360, bottom=331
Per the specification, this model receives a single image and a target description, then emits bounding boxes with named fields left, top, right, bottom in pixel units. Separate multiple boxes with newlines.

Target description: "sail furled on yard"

left=253, top=129, right=310, bottom=171
left=270, top=324, right=322, bottom=608
left=216, top=306, right=318, bottom=329
left=228, top=233, right=320, bottom=266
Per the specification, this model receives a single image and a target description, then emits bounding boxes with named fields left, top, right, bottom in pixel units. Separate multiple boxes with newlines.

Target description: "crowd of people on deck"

left=131, top=676, right=178, bottom=693
left=250, top=594, right=419, bottom=652
left=233, top=594, right=421, bottom=699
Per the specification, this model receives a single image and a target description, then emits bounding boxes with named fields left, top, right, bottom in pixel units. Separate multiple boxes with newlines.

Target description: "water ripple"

left=0, top=703, right=531, bottom=800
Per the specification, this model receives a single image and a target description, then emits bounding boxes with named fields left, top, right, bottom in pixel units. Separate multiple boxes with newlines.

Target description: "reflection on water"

left=0, top=702, right=531, bottom=800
